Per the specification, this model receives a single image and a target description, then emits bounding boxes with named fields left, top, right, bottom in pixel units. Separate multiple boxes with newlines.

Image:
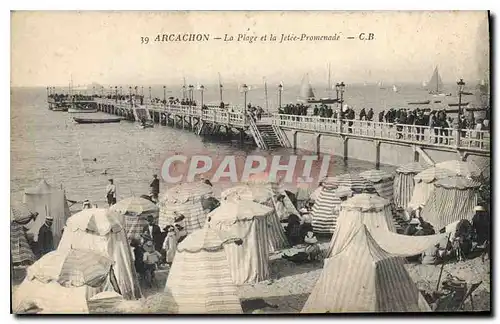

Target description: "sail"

left=393, top=85, right=398, bottom=92
left=427, top=67, right=444, bottom=93
left=300, top=74, right=315, bottom=99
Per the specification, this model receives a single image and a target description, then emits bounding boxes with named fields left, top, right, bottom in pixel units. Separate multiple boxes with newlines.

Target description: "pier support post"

left=342, top=136, right=349, bottom=162
left=374, top=140, right=381, bottom=169
left=239, top=129, right=245, bottom=145
left=315, top=133, right=322, bottom=155
left=412, top=145, right=419, bottom=162
left=292, top=131, right=298, bottom=151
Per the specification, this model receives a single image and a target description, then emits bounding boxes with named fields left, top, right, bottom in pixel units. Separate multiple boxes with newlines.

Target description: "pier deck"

left=52, top=97, right=491, bottom=165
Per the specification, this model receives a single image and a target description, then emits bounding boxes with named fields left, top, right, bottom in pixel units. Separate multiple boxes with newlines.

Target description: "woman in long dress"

left=162, top=226, right=177, bottom=265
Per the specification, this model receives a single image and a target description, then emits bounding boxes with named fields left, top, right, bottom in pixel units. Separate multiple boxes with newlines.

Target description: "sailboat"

left=392, top=85, right=399, bottom=93
left=426, top=66, right=451, bottom=96
left=299, top=73, right=338, bottom=104
left=378, top=81, right=386, bottom=89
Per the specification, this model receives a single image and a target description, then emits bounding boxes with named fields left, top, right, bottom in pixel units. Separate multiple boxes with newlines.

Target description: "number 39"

left=141, top=37, right=149, bottom=44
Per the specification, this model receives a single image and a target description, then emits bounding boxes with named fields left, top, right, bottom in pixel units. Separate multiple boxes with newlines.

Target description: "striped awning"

left=323, top=173, right=376, bottom=194
left=435, top=160, right=482, bottom=179
left=414, top=167, right=456, bottom=183
left=160, top=182, right=213, bottom=204
left=396, top=162, right=426, bottom=175
left=110, top=197, right=159, bottom=216
left=359, top=169, right=394, bottom=183
left=11, top=204, right=36, bottom=223
left=341, top=194, right=390, bottom=212
left=65, top=208, right=123, bottom=235
left=27, top=249, right=114, bottom=288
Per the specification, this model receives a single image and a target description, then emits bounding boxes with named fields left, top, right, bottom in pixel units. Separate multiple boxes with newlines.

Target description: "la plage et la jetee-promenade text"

left=140, top=32, right=376, bottom=44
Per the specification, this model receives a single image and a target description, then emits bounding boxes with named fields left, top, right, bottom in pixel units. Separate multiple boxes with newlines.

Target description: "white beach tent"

left=221, top=183, right=289, bottom=252
left=23, top=179, right=71, bottom=247
left=57, top=208, right=142, bottom=300
left=163, top=226, right=243, bottom=314
left=393, top=162, right=425, bottom=212
left=206, top=198, right=272, bottom=285
left=310, top=186, right=353, bottom=234
left=359, top=169, right=395, bottom=202
left=421, top=176, right=481, bottom=230
left=158, top=182, right=214, bottom=234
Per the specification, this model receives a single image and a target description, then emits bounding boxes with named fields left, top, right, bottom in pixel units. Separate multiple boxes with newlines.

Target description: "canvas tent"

left=393, top=162, right=425, bottom=213
left=359, top=169, right=395, bottom=202
left=207, top=199, right=271, bottom=285
left=13, top=249, right=117, bottom=314
left=11, top=205, right=36, bottom=266
left=163, top=226, right=243, bottom=314
left=310, top=186, right=353, bottom=234
left=221, top=184, right=289, bottom=252
left=326, top=194, right=446, bottom=258
left=408, top=167, right=456, bottom=211
left=23, top=179, right=71, bottom=247
left=302, top=226, right=431, bottom=313
left=110, top=197, right=159, bottom=242
left=323, top=173, right=377, bottom=194
left=421, top=176, right=481, bottom=230
left=158, top=182, right=213, bottom=234
left=57, top=208, right=142, bottom=300
left=434, top=160, right=482, bottom=179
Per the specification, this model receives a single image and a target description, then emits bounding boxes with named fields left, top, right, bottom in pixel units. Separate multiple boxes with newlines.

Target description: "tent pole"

left=435, top=232, right=452, bottom=291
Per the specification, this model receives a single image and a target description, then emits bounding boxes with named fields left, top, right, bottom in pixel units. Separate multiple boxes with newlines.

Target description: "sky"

left=11, top=11, right=490, bottom=87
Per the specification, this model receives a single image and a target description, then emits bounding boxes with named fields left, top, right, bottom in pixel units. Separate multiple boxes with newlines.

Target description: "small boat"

left=392, top=85, right=399, bottom=92
left=461, top=91, right=474, bottom=96
left=408, top=100, right=430, bottom=105
left=74, top=117, right=121, bottom=124
left=68, top=108, right=98, bottom=113
left=448, top=102, right=469, bottom=107
left=434, top=100, right=442, bottom=103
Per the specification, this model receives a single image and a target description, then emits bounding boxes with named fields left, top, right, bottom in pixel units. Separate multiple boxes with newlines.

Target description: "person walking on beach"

left=36, top=216, right=54, bottom=258
left=106, top=179, right=117, bottom=206
left=149, top=174, right=160, bottom=203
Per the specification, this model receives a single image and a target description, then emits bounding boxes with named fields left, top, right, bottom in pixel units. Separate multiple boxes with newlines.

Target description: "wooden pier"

left=48, top=95, right=490, bottom=167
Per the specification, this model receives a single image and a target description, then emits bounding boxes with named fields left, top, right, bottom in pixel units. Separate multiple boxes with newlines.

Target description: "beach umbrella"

left=323, top=173, right=376, bottom=194
left=209, top=199, right=274, bottom=225
left=413, top=167, right=456, bottom=183
left=396, top=162, right=425, bottom=175
left=434, top=160, right=482, bottom=179
left=11, top=204, right=36, bottom=223
left=26, top=249, right=114, bottom=288
left=160, top=182, right=213, bottom=205
left=221, top=184, right=274, bottom=204
left=110, top=197, right=158, bottom=216
left=359, top=169, right=395, bottom=201
left=341, top=193, right=389, bottom=212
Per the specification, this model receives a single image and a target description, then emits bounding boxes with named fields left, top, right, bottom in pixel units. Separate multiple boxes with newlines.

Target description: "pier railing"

left=273, top=114, right=490, bottom=152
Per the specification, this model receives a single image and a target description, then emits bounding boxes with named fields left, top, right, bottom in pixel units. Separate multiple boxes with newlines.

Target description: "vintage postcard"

left=10, top=11, right=491, bottom=314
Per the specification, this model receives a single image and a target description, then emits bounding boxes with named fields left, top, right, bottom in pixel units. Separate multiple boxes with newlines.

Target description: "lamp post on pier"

left=336, top=82, right=346, bottom=131
left=456, top=78, right=465, bottom=146
left=219, top=83, right=223, bottom=103
left=115, top=86, right=118, bottom=103
left=119, top=86, right=122, bottom=99
left=199, top=85, right=205, bottom=108
left=188, top=85, right=194, bottom=102
left=141, top=86, right=144, bottom=98
left=278, top=83, right=283, bottom=109
left=242, top=84, right=248, bottom=125
left=163, top=86, right=166, bottom=106
left=149, top=86, right=152, bottom=104
left=129, top=86, right=132, bottom=107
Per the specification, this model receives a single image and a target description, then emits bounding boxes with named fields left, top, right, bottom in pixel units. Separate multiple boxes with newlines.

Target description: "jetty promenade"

left=48, top=95, right=490, bottom=167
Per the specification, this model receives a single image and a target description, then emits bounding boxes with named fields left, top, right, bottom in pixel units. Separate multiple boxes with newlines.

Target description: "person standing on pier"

left=36, top=216, right=54, bottom=258
left=106, top=179, right=117, bottom=206
left=150, top=174, right=160, bottom=203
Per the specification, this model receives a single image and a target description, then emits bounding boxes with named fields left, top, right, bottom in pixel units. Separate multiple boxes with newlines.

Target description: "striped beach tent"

left=57, top=208, right=142, bottom=300
left=326, top=194, right=446, bottom=258
left=158, top=182, right=214, bottom=235
left=421, top=176, right=481, bottom=230
left=163, top=226, right=243, bottom=314
left=311, top=186, right=353, bottom=234
left=11, top=221, right=36, bottom=266
left=26, top=249, right=114, bottom=288
left=393, top=162, right=425, bottom=212
left=23, top=179, right=71, bottom=247
left=434, top=160, right=483, bottom=179
left=302, top=226, right=431, bottom=313
left=408, top=167, right=456, bottom=211
left=323, top=173, right=377, bottom=194
left=221, top=184, right=289, bottom=252
left=110, top=197, right=159, bottom=242
left=207, top=199, right=271, bottom=285
left=359, top=169, right=395, bottom=201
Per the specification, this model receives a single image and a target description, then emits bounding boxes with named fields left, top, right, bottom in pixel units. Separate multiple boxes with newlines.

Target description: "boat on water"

left=392, top=85, right=399, bottom=92
left=68, top=107, right=98, bottom=113
left=73, top=117, right=121, bottom=124
left=461, top=91, right=474, bottom=96
left=434, top=100, right=442, bottom=103
left=426, top=66, right=451, bottom=96
left=52, top=105, right=68, bottom=112
left=299, top=73, right=338, bottom=104
left=408, top=100, right=431, bottom=105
